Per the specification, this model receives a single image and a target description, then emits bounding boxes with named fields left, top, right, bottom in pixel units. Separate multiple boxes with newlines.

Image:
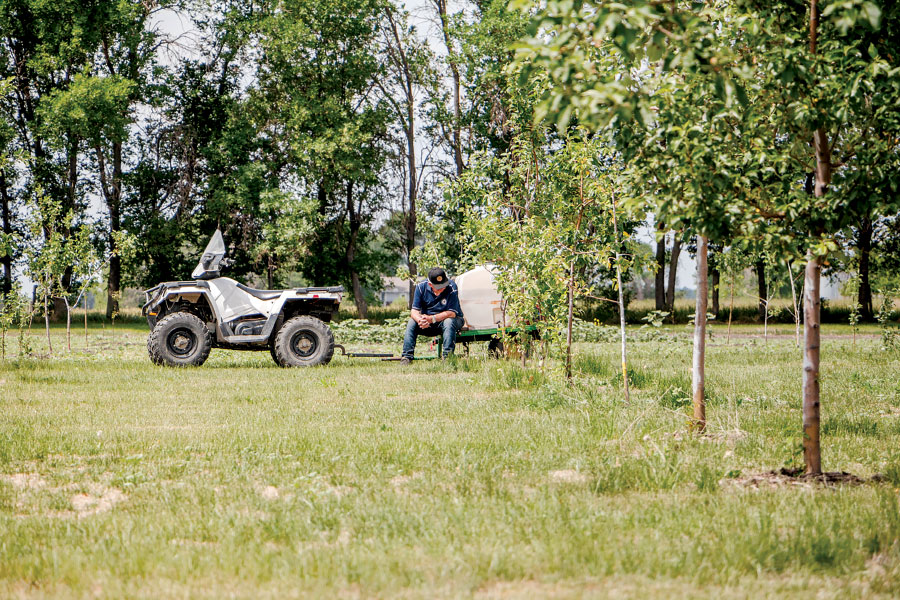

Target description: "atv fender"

left=142, top=281, right=219, bottom=329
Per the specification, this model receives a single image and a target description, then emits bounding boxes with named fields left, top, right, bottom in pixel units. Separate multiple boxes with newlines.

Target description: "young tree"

left=0, top=281, right=28, bottom=360
left=452, top=64, right=641, bottom=379
left=23, top=193, right=70, bottom=355
left=720, top=247, right=751, bottom=345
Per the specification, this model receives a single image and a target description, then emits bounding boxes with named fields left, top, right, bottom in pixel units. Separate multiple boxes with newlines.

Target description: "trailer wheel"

left=148, top=312, right=212, bottom=367
left=273, top=316, right=334, bottom=367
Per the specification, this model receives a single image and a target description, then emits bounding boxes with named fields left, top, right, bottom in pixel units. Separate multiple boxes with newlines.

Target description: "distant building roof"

left=382, top=276, right=409, bottom=293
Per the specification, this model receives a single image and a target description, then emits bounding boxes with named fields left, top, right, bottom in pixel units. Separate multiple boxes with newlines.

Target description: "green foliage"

left=38, top=73, right=133, bottom=145
left=329, top=317, right=408, bottom=346
left=0, top=282, right=30, bottom=359
left=254, top=190, right=318, bottom=280
left=453, top=106, right=642, bottom=362
left=244, top=0, right=398, bottom=296
left=876, top=286, right=899, bottom=349
left=517, top=0, right=900, bottom=251
left=22, top=193, right=69, bottom=306
left=845, top=275, right=863, bottom=339
left=641, top=310, right=669, bottom=329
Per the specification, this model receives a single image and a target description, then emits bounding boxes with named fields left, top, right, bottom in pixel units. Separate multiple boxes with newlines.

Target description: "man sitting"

left=400, top=267, right=465, bottom=364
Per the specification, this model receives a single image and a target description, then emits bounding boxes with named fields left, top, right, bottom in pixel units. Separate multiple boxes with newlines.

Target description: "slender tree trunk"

left=0, top=171, right=13, bottom=295
left=345, top=182, right=367, bottom=319
left=710, top=266, right=720, bottom=318
left=385, top=7, right=419, bottom=309
left=84, top=294, right=88, bottom=348
left=23, top=301, right=35, bottom=356
left=64, top=298, right=71, bottom=352
left=450, top=67, right=464, bottom=176
left=566, top=261, right=574, bottom=381
left=655, top=228, right=666, bottom=311
left=350, top=272, right=366, bottom=318
left=405, top=92, right=417, bottom=311
left=692, top=236, right=708, bottom=433
left=97, top=143, right=122, bottom=319
left=43, top=291, right=52, bottom=355
left=612, top=198, right=630, bottom=404
left=434, top=0, right=464, bottom=176
left=804, top=0, right=830, bottom=476
left=666, top=234, right=681, bottom=313
left=788, top=260, right=801, bottom=348
left=755, top=260, right=767, bottom=321
left=727, top=274, right=735, bottom=345
left=317, top=183, right=328, bottom=215
left=802, top=254, right=822, bottom=474
left=52, top=138, right=79, bottom=320
left=857, top=216, right=873, bottom=321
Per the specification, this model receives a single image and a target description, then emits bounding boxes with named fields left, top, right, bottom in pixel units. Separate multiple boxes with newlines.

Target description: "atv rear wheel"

left=273, top=316, right=334, bottom=367
left=148, top=312, right=213, bottom=367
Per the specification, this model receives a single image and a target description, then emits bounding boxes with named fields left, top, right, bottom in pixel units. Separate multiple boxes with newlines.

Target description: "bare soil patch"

left=1, top=473, right=47, bottom=490
left=67, top=486, right=127, bottom=518
left=723, top=467, right=883, bottom=489
left=549, top=469, right=591, bottom=484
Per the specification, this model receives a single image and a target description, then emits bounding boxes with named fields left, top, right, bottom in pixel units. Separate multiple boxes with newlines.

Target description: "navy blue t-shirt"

left=412, top=280, right=463, bottom=317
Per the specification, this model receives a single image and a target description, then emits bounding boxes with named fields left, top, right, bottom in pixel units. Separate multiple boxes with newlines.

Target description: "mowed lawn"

left=1, top=323, right=900, bottom=598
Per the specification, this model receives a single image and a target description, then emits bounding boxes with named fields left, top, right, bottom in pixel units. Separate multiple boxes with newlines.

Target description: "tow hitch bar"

left=334, top=344, right=398, bottom=361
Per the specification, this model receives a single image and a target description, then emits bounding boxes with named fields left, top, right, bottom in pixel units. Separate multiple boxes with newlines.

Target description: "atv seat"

left=235, top=283, right=284, bottom=301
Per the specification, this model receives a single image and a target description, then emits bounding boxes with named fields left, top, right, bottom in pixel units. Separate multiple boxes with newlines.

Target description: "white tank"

left=456, top=265, right=505, bottom=330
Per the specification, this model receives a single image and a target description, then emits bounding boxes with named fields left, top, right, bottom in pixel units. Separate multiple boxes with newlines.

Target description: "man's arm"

left=410, top=284, right=429, bottom=327
left=410, top=308, right=430, bottom=328
left=410, top=308, right=455, bottom=327
left=427, top=310, right=456, bottom=324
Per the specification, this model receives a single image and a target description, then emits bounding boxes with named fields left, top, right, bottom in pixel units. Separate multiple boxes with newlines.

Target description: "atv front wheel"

left=148, top=312, right=213, bottom=367
left=273, top=316, right=334, bottom=367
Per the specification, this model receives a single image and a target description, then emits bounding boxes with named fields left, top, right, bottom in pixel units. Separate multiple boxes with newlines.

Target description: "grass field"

left=2, top=322, right=900, bottom=598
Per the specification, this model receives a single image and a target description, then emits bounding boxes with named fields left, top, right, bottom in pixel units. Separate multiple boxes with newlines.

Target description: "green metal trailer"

left=442, top=324, right=541, bottom=358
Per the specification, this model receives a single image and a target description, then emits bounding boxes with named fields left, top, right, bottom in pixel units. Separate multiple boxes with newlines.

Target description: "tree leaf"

left=861, top=2, right=881, bottom=29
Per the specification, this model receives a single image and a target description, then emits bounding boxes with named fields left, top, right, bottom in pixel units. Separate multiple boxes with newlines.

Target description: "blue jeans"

left=402, top=316, right=464, bottom=359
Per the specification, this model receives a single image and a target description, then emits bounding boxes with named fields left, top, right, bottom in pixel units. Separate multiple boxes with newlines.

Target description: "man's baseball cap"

left=427, top=267, right=450, bottom=290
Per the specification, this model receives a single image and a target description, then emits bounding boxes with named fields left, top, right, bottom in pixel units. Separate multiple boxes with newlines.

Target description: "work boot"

left=399, top=357, right=411, bottom=366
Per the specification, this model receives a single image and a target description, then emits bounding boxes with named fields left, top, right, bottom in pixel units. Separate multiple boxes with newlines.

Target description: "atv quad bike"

left=142, top=230, right=343, bottom=367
